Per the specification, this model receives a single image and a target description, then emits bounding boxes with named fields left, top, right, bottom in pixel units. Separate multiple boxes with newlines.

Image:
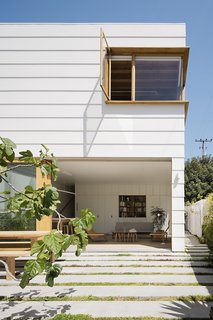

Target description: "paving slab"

left=30, top=274, right=213, bottom=284
left=0, top=300, right=212, bottom=319
left=60, top=266, right=213, bottom=274
left=1, top=285, right=213, bottom=298
left=61, top=255, right=207, bottom=261
left=59, top=259, right=211, bottom=267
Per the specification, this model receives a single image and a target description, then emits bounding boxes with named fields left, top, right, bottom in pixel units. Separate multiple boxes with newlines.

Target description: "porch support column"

left=171, top=158, right=185, bottom=252
left=36, top=167, right=52, bottom=231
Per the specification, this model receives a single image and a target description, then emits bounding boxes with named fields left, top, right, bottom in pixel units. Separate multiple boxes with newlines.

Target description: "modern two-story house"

left=0, top=23, right=189, bottom=251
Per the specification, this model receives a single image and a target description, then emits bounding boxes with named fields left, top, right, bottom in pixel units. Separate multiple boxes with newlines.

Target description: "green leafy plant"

left=202, top=193, right=213, bottom=248
left=185, top=156, right=213, bottom=204
left=0, top=137, right=96, bottom=288
left=150, top=206, right=167, bottom=230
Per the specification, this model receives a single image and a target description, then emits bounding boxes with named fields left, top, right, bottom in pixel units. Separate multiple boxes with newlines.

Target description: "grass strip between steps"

left=60, top=272, right=213, bottom=276
left=48, top=314, right=194, bottom=320
left=1, top=294, right=213, bottom=302
left=62, top=264, right=212, bottom=268
left=11, top=282, right=213, bottom=287
left=64, top=258, right=208, bottom=262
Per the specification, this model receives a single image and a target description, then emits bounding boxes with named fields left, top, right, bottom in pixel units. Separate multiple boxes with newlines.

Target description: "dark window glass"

left=135, top=58, right=182, bottom=100
left=111, top=58, right=132, bottom=100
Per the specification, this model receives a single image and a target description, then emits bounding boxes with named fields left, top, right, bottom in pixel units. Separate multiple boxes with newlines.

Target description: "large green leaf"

left=31, top=240, right=45, bottom=255
left=0, top=137, right=16, bottom=149
left=43, top=231, right=64, bottom=254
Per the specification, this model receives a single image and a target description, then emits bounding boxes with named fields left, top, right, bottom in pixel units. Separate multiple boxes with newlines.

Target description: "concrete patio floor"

left=0, top=233, right=212, bottom=319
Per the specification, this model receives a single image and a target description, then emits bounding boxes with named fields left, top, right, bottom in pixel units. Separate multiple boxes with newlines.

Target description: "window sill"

left=106, top=100, right=189, bottom=105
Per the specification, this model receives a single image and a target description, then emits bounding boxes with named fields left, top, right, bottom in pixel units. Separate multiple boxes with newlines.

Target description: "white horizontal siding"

left=0, top=105, right=185, bottom=118
left=0, top=51, right=99, bottom=64
left=0, top=23, right=186, bottom=160
left=15, top=144, right=184, bottom=158
left=0, top=131, right=184, bottom=145
left=0, top=78, right=100, bottom=91
left=0, top=91, right=102, bottom=104
left=0, top=37, right=185, bottom=50
left=0, top=118, right=184, bottom=131
left=0, top=65, right=100, bottom=77
left=0, top=23, right=186, bottom=37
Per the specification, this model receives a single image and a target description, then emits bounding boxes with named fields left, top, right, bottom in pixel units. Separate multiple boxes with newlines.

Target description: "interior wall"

left=76, top=183, right=171, bottom=233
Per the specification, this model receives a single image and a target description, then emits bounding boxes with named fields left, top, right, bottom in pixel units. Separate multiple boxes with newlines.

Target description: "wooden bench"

left=0, top=241, right=31, bottom=251
left=0, top=231, right=50, bottom=246
left=0, top=251, right=30, bottom=280
left=0, top=231, right=50, bottom=280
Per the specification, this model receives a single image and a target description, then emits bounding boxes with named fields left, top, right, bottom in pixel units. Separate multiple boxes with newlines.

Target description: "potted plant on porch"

left=150, top=206, right=167, bottom=242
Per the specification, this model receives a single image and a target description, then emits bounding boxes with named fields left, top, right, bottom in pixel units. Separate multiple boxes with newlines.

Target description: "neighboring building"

left=0, top=23, right=189, bottom=251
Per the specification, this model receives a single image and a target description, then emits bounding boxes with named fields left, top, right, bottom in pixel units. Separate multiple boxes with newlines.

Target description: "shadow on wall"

left=83, top=77, right=164, bottom=157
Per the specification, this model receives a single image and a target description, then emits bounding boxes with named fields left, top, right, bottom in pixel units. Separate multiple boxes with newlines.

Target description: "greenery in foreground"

left=0, top=137, right=95, bottom=288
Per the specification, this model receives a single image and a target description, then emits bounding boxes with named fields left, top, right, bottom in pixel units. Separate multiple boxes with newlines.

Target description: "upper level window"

left=135, top=57, right=182, bottom=101
left=100, top=29, right=189, bottom=103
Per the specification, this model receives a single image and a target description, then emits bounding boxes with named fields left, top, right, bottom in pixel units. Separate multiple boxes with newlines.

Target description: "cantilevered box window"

left=100, top=29, right=189, bottom=103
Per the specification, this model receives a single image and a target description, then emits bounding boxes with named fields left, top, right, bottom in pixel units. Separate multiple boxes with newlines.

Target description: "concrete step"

left=62, top=255, right=208, bottom=261
left=59, top=259, right=211, bottom=267
left=0, top=300, right=212, bottom=319
left=1, top=285, right=213, bottom=298
left=60, top=266, right=213, bottom=274
left=32, top=273, right=213, bottom=284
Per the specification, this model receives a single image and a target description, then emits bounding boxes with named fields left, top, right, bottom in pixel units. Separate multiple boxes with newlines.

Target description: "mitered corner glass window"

left=135, top=57, right=182, bottom=101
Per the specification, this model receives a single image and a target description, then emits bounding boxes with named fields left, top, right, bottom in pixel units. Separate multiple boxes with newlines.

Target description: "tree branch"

left=0, top=259, right=19, bottom=281
left=0, top=163, right=34, bottom=175
left=1, top=176, right=32, bottom=200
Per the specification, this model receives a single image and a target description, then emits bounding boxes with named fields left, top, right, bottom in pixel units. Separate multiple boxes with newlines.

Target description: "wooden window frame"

left=106, top=54, right=184, bottom=102
left=100, top=31, right=190, bottom=104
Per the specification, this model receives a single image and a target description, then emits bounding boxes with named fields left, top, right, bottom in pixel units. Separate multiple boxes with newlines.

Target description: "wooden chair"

left=150, top=221, right=170, bottom=243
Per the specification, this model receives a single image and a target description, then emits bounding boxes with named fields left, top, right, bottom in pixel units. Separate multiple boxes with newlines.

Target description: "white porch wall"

left=172, top=158, right=185, bottom=251
left=76, top=183, right=171, bottom=233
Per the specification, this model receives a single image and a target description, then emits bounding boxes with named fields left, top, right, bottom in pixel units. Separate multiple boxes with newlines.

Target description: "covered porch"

left=56, top=158, right=180, bottom=250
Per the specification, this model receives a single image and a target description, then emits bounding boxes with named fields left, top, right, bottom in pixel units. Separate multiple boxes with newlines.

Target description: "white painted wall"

left=0, top=23, right=187, bottom=250
left=185, top=200, right=208, bottom=238
left=0, top=23, right=185, bottom=158
left=76, top=183, right=171, bottom=233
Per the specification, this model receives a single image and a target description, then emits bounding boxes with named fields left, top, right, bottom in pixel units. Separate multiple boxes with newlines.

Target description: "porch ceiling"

left=58, top=160, right=171, bottom=185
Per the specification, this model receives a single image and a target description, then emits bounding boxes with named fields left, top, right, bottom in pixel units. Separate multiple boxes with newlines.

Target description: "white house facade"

left=0, top=23, right=189, bottom=251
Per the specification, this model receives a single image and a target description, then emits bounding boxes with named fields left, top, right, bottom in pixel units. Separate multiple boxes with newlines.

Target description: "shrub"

left=202, top=193, right=213, bottom=248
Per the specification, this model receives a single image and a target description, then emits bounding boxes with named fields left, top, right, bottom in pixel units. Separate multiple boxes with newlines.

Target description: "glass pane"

left=111, top=57, right=132, bottom=100
left=0, top=164, right=36, bottom=231
left=135, top=58, right=182, bottom=100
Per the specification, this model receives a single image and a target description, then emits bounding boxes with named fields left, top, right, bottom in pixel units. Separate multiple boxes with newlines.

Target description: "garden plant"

left=0, top=137, right=95, bottom=288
